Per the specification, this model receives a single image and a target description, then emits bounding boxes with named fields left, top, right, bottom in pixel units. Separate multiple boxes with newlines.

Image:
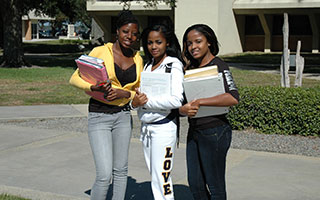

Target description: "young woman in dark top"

left=70, top=10, right=143, bottom=200
left=179, top=24, right=239, bottom=200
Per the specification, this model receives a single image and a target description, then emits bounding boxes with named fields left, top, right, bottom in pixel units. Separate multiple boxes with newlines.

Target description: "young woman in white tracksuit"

left=131, top=23, right=184, bottom=200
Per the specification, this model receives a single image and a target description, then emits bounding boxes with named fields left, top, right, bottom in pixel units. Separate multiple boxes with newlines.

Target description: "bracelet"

left=129, top=100, right=136, bottom=110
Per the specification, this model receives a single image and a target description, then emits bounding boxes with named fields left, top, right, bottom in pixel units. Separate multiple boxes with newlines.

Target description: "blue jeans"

left=186, top=124, right=232, bottom=200
left=88, top=111, right=132, bottom=200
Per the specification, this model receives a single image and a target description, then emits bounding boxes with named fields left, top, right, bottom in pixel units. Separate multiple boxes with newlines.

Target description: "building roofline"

left=233, top=0, right=320, bottom=9
left=22, top=9, right=55, bottom=20
left=87, top=1, right=171, bottom=11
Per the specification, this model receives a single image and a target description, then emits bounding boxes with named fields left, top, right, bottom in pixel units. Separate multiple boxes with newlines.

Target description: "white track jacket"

left=138, top=56, right=184, bottom=123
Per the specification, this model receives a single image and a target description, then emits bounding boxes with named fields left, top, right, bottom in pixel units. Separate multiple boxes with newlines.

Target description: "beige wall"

left=24, top=20, right=32, bottom=40
left=87, top=1, right=172, bottom=43
left=217, top=0, right=243, bottom=54
left=175, top=0, right=243, bottom=55
left=86, top=0, right=320, bottom=53
left=175, top=0, right=218, bottom=48
left=233, top=0, right=320, bottom=9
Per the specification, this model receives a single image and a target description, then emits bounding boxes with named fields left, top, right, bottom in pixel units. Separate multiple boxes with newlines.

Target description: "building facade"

left=22, top=10, right=54, bottom=40
left=87, top=0, right=320, bottom=55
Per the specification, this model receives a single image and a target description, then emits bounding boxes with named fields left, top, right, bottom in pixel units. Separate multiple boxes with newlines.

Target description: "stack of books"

left=184, top=65, right=219, bottom=81
left=75, top=55, right=109, bottom=103
left=183, top=65, right=229, bottom=118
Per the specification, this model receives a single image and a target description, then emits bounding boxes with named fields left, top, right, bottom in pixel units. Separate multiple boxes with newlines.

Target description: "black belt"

left=148, top=109, right=180, bottom=147
left=89, top=98, right=131, bottom=114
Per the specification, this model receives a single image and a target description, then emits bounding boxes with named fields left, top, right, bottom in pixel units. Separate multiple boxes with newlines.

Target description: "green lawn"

left=230, top=67, right=320, bottom=88
left=0, top=43, right=319, bottom=106
left=0, top=66, right=90, bottom=106
left=0, top=64, right=318, bottom=106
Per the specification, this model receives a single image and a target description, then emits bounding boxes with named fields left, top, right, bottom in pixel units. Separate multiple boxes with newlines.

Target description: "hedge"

left=227, top=86, right=320, bottom=136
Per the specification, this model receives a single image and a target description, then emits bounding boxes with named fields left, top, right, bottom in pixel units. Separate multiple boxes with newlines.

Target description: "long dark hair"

left=182, top=24, right=219, bottom=69
left=141, top=24, right=185, bottom=65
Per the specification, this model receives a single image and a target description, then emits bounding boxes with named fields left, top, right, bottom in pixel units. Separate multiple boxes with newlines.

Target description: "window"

left=32, top=23, right=37, bottom=39
left=272, top=14, right=312, bottom=35
left=148, top=16, right=173, bottom=28
left=245, top=15, right=264, bottom=35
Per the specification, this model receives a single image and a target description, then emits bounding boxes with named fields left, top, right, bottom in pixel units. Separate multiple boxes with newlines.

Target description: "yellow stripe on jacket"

left=69, top=43, right=143, bottom=106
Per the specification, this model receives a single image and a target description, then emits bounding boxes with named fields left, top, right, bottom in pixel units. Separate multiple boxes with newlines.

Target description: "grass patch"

left=0, top=45, right=319, bottom=106
left=230, top=68, right=319, bottom=88
left=0, top=194, right=30, bottom=200
left=0, top=66, right=318, bottom=106
left=0, top=67, right=89, bottom=106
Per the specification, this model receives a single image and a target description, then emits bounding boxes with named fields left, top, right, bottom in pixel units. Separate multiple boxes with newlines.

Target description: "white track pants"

left=141, top=121, right=177, bottom=200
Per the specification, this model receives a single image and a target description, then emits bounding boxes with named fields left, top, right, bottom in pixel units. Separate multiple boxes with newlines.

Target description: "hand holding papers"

left=183, top=65, right=229, bottom=118
left=75, top=55, right=110, bottom=103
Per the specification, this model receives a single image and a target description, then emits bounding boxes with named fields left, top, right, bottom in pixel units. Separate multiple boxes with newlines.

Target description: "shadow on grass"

left=26, top=54, right=81, bottom=68
left=1, top=49, right=319, bottom=73
left=84, top=176, right=193, bottom=200
left=222, top=52, right=320, bottom=73
left=0, top=54, right=83, bottom=69
left=0, top=41, right=99, bottom=68
left=23, top=42, right=96, bottom=54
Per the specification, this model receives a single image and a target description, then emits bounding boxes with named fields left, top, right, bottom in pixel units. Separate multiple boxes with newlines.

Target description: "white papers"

left=183, top=73, right=228, bottom=118
left=77, top=55, right=104, bottom=69
left=140, top=72, right=171, bottom=97
left=78, top=55, right=104, bottom=64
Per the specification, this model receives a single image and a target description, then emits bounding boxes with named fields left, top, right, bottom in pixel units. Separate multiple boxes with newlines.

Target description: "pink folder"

left=75, top=56, right=109, bottom=103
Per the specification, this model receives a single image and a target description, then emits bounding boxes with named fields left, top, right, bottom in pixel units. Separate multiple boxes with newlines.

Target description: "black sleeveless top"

left=114, top=63, right=136, bottom=87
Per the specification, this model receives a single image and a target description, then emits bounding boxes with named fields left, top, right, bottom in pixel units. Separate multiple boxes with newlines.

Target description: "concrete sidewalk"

left=0, top=104, right=319, bottom=200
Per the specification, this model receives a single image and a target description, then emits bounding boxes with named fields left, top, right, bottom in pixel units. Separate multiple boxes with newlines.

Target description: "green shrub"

left=228, top=86, right=320, bottom=136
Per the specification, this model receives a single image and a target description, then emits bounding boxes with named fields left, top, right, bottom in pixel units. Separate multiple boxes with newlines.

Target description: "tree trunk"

left=0, top=0, right=30, bottom=68
left=0, top=14, right=3, bottom=49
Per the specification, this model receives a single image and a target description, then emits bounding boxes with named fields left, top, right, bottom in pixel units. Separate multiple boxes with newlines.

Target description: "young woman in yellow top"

left=69, top=11, right=143, bottom=200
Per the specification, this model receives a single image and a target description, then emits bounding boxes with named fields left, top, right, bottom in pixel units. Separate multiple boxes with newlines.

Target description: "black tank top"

left=114, top=63, right=136, bottom=87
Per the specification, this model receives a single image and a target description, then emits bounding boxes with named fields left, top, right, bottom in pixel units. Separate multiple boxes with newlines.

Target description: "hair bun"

left=116, top=10, right=139, bottom=29
left=117, top=10, right=133, bottom=18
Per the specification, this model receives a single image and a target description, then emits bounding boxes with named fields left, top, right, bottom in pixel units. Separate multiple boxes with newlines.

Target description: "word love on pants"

left=162, top=147, right=173, bottom=195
